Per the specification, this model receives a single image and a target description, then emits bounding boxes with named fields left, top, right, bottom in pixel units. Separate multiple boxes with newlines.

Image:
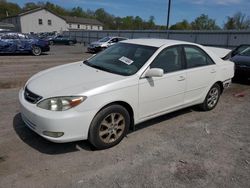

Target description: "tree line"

left=0, top=0, right=249, bottom=30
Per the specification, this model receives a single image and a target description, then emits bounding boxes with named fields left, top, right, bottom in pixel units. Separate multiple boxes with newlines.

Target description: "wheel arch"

left=214, top=81, right=224, bottom=94
left=93, top=101, right=135, bottom=131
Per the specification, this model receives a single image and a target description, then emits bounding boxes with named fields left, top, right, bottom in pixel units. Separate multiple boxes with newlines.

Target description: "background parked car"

left=0, top=32, right=50, bottom=56
left=47, top=35, right=77, bottom=45
left=224, top=44, right=250, bottom=81
left=87, top=36, right=128, bottom=53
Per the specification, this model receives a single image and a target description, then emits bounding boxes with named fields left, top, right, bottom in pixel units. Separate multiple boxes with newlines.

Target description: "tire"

left=68, top=41, right=73, bottom=45
left=88, top=105, right=130, bottom=150
left=49, top=41, right=54, bottom=45
left=32, top=46, right=42, bottom=56
left=199, top=83, right=221, bottom=111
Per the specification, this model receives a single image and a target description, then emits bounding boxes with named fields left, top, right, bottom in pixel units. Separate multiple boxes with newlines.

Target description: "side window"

left=150, top=47, right=183, bottom=73
left=111, top=38, right=118, bottom=43
left=184, top=46, right=214, bottom=69
left=118, top=38, right=126, bottom=42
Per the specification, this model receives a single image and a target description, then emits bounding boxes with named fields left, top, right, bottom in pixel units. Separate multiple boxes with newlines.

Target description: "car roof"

left=121, top=38, right=196, bottom=48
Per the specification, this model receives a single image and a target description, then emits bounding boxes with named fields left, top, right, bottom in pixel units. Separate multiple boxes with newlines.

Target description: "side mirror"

left=144, top=68, right=164, bottom=78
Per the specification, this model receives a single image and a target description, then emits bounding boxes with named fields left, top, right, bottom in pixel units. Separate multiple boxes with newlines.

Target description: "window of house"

left=77, top=24, right=80, bottom=29
left=69, top=24, right=72, bottom=28
left=48, top=19, right=52, bottom=26
left=38, top=19, right=43, bottom=25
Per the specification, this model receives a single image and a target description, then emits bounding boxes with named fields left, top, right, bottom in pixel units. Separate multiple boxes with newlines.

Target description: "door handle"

left=177, top=76, right=185, bottom=81
left=210, top=69, right=216, bottom=73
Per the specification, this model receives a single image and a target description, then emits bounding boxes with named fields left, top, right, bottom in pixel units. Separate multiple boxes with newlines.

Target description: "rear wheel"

left=199, top=83, right=221, bottom=111
left=32, top=46, right=42, bottom=56
left=88, top=105, right=130, bottom=149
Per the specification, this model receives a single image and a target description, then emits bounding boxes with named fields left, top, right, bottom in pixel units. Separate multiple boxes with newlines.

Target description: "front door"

left=138, top=46, right=186, bottom=120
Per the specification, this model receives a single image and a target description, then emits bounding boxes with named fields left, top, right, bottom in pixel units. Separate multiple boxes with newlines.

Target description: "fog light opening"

left=43, top=131, right=64, bottom=138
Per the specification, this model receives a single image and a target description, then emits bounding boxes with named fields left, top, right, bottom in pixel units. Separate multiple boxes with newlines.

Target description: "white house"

left=63, top=16, right=103, bottom=31
left=1, top=8, right=103, bottom=33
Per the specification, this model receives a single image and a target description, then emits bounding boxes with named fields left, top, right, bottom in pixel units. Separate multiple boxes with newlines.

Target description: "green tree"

left=23, top=2, right=39, bottom=11
left=170, top=19, right=191, bottom=30
left=0, top=0, right=21, bottom=18
left=191, top=14, right=220, bottom=30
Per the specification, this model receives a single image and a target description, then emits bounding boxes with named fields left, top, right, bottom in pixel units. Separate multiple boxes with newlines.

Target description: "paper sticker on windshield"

left=119, top=56, right=134, bottom=65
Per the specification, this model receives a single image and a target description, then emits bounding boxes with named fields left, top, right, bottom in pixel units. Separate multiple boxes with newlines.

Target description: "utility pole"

left=166, top=0, right=171, bottom=38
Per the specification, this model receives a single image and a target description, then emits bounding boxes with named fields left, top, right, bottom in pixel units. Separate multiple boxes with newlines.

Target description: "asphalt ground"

left=0, top=44, right=249, bottom=188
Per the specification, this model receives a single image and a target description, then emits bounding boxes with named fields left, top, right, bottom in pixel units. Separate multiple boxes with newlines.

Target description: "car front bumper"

left=19, top=89, right=96, bottom=143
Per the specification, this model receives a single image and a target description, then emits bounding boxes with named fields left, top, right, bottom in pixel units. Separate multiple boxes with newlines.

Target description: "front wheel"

left=199, top=83, right=221, bottom=111
left=32, top=46, right=42, bottom=56
left=88, top=105, right=130, bottom=150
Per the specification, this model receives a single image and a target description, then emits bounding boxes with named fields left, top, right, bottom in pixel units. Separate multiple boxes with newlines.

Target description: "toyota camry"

left=19, top=39, right=234, bottom=149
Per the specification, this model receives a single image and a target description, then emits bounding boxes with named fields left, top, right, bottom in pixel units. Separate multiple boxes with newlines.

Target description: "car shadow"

left=13, top=113, right=94, bottom=155
left=132, top=107, right=193, bottom=132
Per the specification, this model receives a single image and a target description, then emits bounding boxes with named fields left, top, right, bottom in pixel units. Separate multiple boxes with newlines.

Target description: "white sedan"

left=19, top=39, right=234, bottom=149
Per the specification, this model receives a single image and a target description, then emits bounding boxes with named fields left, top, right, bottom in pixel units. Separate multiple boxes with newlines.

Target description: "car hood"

left=90, top=41, right=105, bottom=46
left=26, top=61, right=125, bottom=97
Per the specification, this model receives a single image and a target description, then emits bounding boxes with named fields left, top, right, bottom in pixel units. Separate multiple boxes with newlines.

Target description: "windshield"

left=98, top=37, right=111, bottom=42
left=84, top=43, right=157, bottom=76
left=239, top=47, right=250, bottom=56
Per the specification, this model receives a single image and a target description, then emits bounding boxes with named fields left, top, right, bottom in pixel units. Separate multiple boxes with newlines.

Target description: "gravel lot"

left=0, top=44, right=249, bottom=188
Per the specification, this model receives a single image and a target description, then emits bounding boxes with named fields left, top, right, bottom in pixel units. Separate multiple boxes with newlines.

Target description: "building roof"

left=0, top=7, right=65, bottom=21
left=62, top=16, right=103, bottom=26
left=1, top=7, right=103, bottom=26
left=121, top=38, right=195, bottom=48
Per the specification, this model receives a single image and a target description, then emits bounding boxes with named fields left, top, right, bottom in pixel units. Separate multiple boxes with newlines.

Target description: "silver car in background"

left=87, top=36, right=128, bottom=53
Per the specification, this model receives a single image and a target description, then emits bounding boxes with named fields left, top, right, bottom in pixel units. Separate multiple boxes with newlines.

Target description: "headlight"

left=37, top=96, right=86, bottom=111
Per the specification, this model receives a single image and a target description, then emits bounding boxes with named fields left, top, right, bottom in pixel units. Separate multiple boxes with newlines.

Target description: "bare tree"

left=224, top=12, right=250, bottom=30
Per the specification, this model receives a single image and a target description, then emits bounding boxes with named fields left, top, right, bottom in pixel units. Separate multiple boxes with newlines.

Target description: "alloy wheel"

left=98, top=113, right=125, bottom=144
left=207, top=87, right=219, bottom=108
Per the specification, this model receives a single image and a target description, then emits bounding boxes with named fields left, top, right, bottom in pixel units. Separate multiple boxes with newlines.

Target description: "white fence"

left=63, top=30, right=250, bottom=48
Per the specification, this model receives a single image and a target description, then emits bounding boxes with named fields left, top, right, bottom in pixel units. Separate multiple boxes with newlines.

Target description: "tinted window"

left=111, top=38, right=118, bottom=43
left=232, top=45, right=250, bottom=56
left=118, top=38, right=127, bottom=42
left=184, top=46, right=214, bottom=68
left=239, top=47, right=250, bottom=56
left=150, top=47, right=183, bottom=73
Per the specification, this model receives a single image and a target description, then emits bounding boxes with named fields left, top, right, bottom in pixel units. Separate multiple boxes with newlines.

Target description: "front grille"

left=24, top=87, right=42, bottom=104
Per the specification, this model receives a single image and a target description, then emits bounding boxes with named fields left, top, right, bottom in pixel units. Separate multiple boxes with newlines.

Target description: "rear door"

left=138, top=46, right=186, bottom=119
left=183, top=45, right=217, bottom=105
